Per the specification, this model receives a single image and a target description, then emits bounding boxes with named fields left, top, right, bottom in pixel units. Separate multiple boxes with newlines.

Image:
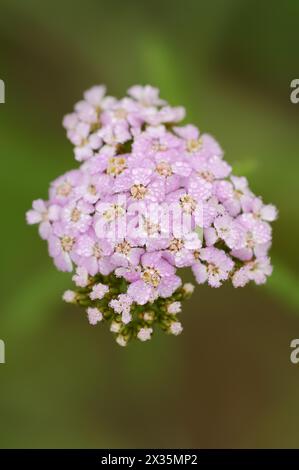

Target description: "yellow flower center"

left=88, top=184, right=97, bottom=195
left=156, top=161, right=173, bottom=177
left=71, top=208, right=81, bottom=222
left=198, top=170, right=214, bottom=182
left=93, top=243, right=102, bottom=258
left=103, top=204, right=125, bottom=221
left=152, top=139, right=167, bottom=152
left=186, top=138, right=203, bottom=153
left=179, top=194, right=197, bottom=213
left=106, top=157, right=127, bottom=176
left=131, top=184, right=148, bottom=200
left=61, top=236, right=75, bottom=252
left=207, top=263, right=219, bottom=275
left=141, top=268, right=161, bottom=287
left=56, top=182, right=72, bottom=197
left=115, top=241, right=131, bottom=256
left=114, top=108, right=127, bottom=119
left=169, top=238, right=184, bottom=253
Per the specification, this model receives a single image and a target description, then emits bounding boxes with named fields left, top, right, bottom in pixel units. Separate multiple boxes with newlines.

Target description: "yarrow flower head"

left=27, top=84, right=277, bottom=346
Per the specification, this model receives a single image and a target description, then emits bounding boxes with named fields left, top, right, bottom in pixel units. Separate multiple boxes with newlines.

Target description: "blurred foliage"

left=0, top=0, right=299, bottom=449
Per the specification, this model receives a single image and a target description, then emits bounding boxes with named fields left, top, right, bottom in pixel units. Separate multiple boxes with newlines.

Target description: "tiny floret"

left=62, top=290, right=76, bottom=303
left=167, top=301, right=182, bottom=314
left=89, top=283, right=109, bottom=300
left=183, top=283, right=195, bottom=294
left=87, top=307, right=103, bottom=325
left=169, top=321, right=183, bottom=336
left=137, top=327, right=153, bottom=342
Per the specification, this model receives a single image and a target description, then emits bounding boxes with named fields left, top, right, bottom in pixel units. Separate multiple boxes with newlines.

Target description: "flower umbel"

left=27, top=84, right=277, bottom=345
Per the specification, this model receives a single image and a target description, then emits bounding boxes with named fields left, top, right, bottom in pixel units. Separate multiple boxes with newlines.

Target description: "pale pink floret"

left=87, top=307, right=103, bottom=325
left=167, top=301, right=182, bottom=314
left=132, top=125, right=183, bottom=160
left=169, top=321, right=183, bottom=336
left=62, top=290, right=76, bottom=303
left=232, top=257, right=273, bottom=287
left=231, top=213, right=272, bottom=261
left=72, top=266, right=89, bottom=287
left=244, top=197, right=278, bottom=222
left=213, top=214, right=242, bottom=249
left=84, top=85, right=107, bottom=106
left=62, top=199, right=93, bottom=233
left=128, top=85, right=166, bottom=107
left=48, top=222, right=78, bottom=272
left=142, top=106, right=185, bottom=126
left=26, top=199, right=60, bottom=240
left=49, top=170, right=82, bottom=204
left=192, top=247, right=234, bottom=287
left=127, top=252, right=181, bottom=305
left=109, top=294, right=133, bottom=324
left=137, top=327, right=153, bottom=341
left=89, top=283, right=109, bottom=300
left=75, top=232, right=114, bottom=276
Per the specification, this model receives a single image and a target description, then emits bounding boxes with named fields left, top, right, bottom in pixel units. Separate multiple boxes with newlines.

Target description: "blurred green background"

left=1, top=0, right=299, bottom=449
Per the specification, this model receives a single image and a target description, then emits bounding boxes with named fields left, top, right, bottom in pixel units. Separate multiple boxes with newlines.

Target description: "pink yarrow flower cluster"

left=27, top=85, right=277, bottom=345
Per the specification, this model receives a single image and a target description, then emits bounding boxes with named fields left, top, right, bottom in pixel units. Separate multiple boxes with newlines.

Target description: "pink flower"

left=164, top=233, right=202, bottom=268
left=48, top=223, right=78, bottom=272
left=132, top=125, right=182, bottom=160
left=26, top=199, right=60, bottom=240
left=75, top=230, right=114, bottom=276
left=101, top=97, right=142, bottom=128
left=74, top=173, right=104, bottom=204
left=98, top=123, right=131, bottom=151
left=72, top=266, right=89, bottom=287
left=232, top=257, right=273, bottom=287
left=62, top=290, right=76, bottom=303
left=192, top=247, right=234, bottom=287
left=127, top=252, right=181, bottom=305
left=244, top=197, right=278, bottom=222
left=167, top=301, right=182, bottom=314
left=84, top=85, right=107, bottom=107
left=89, top=283, right=109, bottom=300
left=214, top=176, right=253, bottom=217
left=111, top=240, right=144, bottom=268
left=114, top=165, right=166, bottom=203
left=87, top=307, right=103, bottom=325
left=169, top=321, right=183, bottom=336
left=174, top=125, right=223, bottom=160
left=50, top=170, right=82, bottom=205
left=143, top=106, right=185, bottom=126
left=128, top=85, right=166, bottom=107
left=231, top=213, right=272, bottom=260
left=213, top=214, right=242, bottom=249
left=62, top=199, right=93, bottom=233
left=137, top=327, right=153, bottom=341
left=109, top=294, right=133, bottom=324
left=27, top=84, right=277, bottom=342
